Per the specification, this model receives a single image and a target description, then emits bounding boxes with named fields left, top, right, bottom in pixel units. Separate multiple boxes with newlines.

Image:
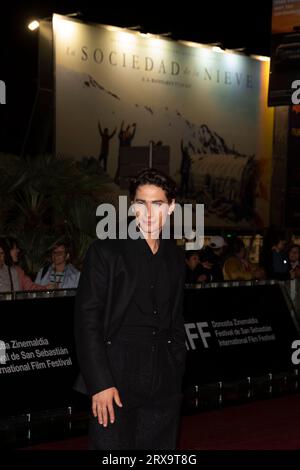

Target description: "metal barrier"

left=0, top=279, right=287, bottom=300
left=0, top=289, right=77, bottom=302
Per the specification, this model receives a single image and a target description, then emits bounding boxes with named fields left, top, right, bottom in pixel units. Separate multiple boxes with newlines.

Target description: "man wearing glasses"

left=35, top=242, right=80, bottom=289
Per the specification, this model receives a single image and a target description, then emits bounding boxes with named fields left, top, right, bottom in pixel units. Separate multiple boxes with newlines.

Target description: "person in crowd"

left=5, top=237, right=53, bottom=291
left=223, top=237, right=264, bottom=281
left=185, top=250, right=202, bottom=283
left=287, top=244, right=300, bottom=279
left=98, top=121, right=117, bottom=172
left=196, top=250, right=221, bottom=283
left=261, top=230, right=289, bottom=280
left=184, top=249, right=215, bottom=283
left=0, top=238, right=19, bottom=292
left=74, top=167, right=186, bottom=450
left=200, top=235, right=227, bottom=282
left=35, top=242, right=80, bottom=289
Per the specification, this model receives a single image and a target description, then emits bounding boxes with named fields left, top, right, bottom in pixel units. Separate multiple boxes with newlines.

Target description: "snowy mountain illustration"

left=56, top=69, right=262, bottom=225
left=83, top=74, right=248, bottom=159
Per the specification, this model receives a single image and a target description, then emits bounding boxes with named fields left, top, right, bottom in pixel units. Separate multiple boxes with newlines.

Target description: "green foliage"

left=0, top=153, right=112, bottom=276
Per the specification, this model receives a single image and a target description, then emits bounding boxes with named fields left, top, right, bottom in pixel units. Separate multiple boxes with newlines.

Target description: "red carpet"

left=178, top=394, right=300, bottom=449
left=22, top=394, right=300, bottom=450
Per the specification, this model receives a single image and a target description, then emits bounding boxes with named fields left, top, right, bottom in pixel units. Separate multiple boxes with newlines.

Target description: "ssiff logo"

left=0, top=80, right=6, bottom=104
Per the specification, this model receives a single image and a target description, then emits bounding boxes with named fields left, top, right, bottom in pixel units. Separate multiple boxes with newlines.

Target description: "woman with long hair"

left=0, top=238, right=19, bottom=292
left=5, top=237, right=53, bottom=291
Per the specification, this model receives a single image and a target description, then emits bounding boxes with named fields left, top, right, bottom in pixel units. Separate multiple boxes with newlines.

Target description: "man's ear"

left=130, top=201, right=136, bottom=214
left=168, top=199, right=175, bottom=215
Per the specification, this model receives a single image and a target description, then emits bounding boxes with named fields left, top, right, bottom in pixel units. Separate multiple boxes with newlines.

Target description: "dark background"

left=0, top=0, right=273, bottom=155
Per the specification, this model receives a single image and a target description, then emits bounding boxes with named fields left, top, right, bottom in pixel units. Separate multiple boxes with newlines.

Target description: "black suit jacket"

left=73, top=236, right=186, bottom=396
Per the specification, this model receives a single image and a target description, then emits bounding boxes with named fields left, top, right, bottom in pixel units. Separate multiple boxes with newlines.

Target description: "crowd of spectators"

left=0, top=237, right=80, bottom=293
left=1, top=229, right=300, bottom=293
left=184, top=231, right=300, bottom=284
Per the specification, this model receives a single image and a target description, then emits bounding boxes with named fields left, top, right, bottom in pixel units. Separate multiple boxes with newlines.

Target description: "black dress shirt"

left=119, top=232, right=172, bottom=333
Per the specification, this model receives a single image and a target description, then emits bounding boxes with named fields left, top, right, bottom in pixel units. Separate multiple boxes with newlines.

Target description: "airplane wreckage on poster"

left=56, top=72, right=268, bottom=227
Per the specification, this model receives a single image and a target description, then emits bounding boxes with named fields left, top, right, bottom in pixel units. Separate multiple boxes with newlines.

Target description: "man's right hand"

left=92, top=387, right=123, bottom=427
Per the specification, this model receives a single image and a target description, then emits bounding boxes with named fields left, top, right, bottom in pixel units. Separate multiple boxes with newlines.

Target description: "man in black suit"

left=74, top=168, right=187, bottom=450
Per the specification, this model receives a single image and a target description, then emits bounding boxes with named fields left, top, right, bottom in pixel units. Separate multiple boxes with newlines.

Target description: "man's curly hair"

left=129, top=168, right=178, bottom=202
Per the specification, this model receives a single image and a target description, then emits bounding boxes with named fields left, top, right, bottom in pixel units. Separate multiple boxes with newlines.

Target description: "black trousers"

left=88, top=331, right=184, bottom=450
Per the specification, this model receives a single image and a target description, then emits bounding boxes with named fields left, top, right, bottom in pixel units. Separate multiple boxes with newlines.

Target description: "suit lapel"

left=108, top=237, right=139, bottom=337
left=163, top=240, right=180, bottom=321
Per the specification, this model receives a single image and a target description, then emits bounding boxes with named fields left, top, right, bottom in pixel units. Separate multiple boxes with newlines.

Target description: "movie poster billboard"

left=53, top=14, right=273, bottom=228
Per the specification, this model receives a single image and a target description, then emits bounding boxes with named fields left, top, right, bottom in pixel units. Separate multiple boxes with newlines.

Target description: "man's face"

left=51, top=245, right=68, bottom=265
left=132, top=184, right=174, bottom=237
left=186, top=254, right=200, bottom=270
left=289, top=247, right=299, bottom=263
left=278, top=240, right=286, bottom=252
